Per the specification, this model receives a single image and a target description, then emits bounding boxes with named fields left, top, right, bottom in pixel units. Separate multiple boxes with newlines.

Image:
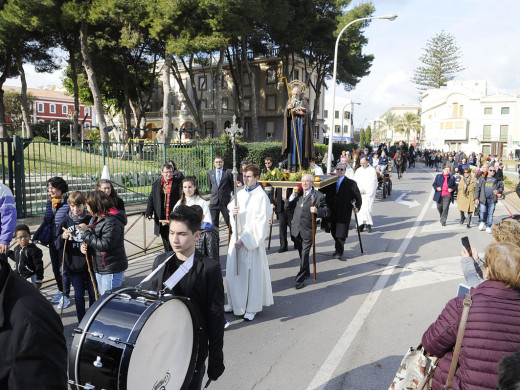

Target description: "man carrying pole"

left=286, top=174, right=329, bottom=289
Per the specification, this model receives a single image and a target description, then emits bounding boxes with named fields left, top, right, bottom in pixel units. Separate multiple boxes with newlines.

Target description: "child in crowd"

left=56, top=191, right=96, bottom=320
left=7, top=224, right=44, bottom=288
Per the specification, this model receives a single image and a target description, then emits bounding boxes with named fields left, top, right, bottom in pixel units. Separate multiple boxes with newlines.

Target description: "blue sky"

left=6, top=0, right=520, bottom=129
left=338, top=0, right=520, bottom=127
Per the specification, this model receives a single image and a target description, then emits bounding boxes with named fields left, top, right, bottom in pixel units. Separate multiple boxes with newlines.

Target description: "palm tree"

left=396, top=112, right=421, bottom=144
left=378, top=111, right=397, bottom=144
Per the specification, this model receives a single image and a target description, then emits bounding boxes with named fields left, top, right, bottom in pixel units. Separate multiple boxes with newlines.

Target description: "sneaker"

left=224, top=321, right=230, bottom=329
left=479, top=222, right=485, bottom=231
left=224, top=305, right=233, bottom=313
left=51, top=291, right=63, bottom=304
left=244, top=312, right=256, bottom=321
left=57, top=296, right=70, bottom=309
left=486, top=227, right=492, bottom=234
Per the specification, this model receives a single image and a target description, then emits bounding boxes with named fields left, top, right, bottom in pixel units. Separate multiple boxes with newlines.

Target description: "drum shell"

left=69, top=288, right=199, bottom=390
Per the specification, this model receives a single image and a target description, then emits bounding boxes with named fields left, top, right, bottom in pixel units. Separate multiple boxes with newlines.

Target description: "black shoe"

left=295, top=281, right=305, bottom=290
left=333, top=252, right=341, bottom=259
left=338, top=255, right=347, bottom=262
left=441, top=221, right=446, bottom=226
left=359, top=224, right=365, bottom=232
left=278, top=246, right=288, bottom=253
left=295, top=271, right=310, bottom=282
left=366, top=224, right=372, bottom=233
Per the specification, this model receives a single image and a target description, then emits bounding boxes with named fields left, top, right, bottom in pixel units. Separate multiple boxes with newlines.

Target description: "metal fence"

left=2, top=137, right=225, bottom=217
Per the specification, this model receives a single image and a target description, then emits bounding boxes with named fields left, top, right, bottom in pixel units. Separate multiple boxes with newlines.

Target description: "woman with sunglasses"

left=457, top=168, right=477, bottom=228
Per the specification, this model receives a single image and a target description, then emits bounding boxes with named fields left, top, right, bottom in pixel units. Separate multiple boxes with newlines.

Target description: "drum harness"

left=136, top=253, right=195, bottom=295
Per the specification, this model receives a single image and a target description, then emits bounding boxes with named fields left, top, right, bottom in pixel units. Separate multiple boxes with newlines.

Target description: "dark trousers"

left=293, top=233, right=313, bottom=282
left=210, top=204, right=230, bottom=228
left=159, top=224, right=172, bottom=252
left=69, top=272, right=96, bottom=322
left=330, top=222, right=347, bottom=255
left=436, top=195, right=452, bottom=224
left=278, top=210, right=291, bottom=249
left=49, top=244, right=64, bottom=292
left=188, top=363, right=206, bottom=390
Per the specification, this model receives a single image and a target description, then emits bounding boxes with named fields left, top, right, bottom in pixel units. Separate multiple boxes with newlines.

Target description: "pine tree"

left=359, top=129, right=366, bottom=150
left=411, top=31, right=465, bottom=92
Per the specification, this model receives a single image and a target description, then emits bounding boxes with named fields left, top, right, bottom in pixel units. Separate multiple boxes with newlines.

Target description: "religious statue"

left=282, top=81, right=315, bottom=172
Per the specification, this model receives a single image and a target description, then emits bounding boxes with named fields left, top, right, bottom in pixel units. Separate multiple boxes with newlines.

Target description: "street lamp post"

left=327, top=14, right=397, bottom=174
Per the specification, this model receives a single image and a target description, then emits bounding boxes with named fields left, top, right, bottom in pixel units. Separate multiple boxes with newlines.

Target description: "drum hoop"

left=71, top=287, right=139, bottom=390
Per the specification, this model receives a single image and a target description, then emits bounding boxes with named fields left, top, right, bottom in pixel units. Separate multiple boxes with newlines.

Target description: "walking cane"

left=311, top=193, right=317, bottom=281
left=351, top=200, right=364, bottom=254
left=267, top=212, right=274, bottom=250
left=60, top=238, right=67, bottom=319
left=203, top=379, right=212, bottom=390
left=84, top=248, right=99, bottom=301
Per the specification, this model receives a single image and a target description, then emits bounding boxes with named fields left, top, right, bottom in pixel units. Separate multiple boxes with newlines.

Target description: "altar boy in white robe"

left=225, top=164, right=274, bottom=321
left=354, top=157, right=378, bottom=232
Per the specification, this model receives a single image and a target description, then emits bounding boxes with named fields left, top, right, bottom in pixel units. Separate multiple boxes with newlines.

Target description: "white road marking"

left=306, top=187, right=435, bottom=390
left=391, top=257, right=463, bottom=291
left=395, top=191, right=420, bottom=208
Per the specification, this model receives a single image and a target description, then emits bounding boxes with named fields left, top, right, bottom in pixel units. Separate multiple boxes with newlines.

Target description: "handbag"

left=389, top=294, right=472, bottom=390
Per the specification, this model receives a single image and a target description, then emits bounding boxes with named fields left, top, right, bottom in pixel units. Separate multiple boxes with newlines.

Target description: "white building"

left=371, top=104, right=421, bottom=145
left=421, top=80, right=519, bottom=158
left=323, top=95, right=357, bottom=142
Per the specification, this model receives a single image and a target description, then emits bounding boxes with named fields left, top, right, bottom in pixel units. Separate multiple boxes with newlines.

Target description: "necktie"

left=217, top=169, right=221, bottom=187
left=336, top=178, right=341, bottom=193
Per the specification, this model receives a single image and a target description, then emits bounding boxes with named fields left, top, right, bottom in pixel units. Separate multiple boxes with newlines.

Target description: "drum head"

left=128, top=298, right=195, bottom=390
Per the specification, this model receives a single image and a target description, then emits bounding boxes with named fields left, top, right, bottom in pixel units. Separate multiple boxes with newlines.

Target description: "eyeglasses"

left=336, top=168, right=345, bottom=171
left=488, top=169, right=496, bottom=172
left=16, top=234, right=31, bottom=240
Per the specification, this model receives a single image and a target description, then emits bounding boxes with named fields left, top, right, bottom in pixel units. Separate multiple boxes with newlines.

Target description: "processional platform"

left=258, top=175, right=337, bottom=189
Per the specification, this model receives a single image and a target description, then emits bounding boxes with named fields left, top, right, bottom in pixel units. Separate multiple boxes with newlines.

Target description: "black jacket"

left=146, top=177, right=183, bottom=235
left=207, top=168, right=234, bottom=208
left=142, top=250, right=225, bottom=382
left=56, top=212, right=91, bottom=274
left=322, top=177, right=362, bottom=231
left=0, top=257, right=68, bottom=389
left=7, top=244, right=44, bottom=282
left=82, top=209, right=128, bottom=275
left=286, top=189, right=329, bottom=241
left=196, top=226, right=220, bottom=262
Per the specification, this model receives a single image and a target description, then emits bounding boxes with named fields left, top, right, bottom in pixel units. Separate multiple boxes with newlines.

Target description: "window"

left=343, top=125, right=348, bottom=133
left=314, top=125, right=319, bottom=139
left=452, top=103, right=458, bottom=117
left=445, top=122, right=453, bottom=129
left=265, top=121, right=275, bottom=139
left=243, top=97, right=251, bottom=111
left=500, top=125, right=508, bottom=141
left=198, top=75, right=207, bottom=91
left=483, top=125, right=491, bottom=140
left=222, top=97, right=228, bottom=110
left=37, top=103, right=44, bottom=112
left=459, top=105, right=464, bottom=117
left=292, top=69, right=299, bottom=81
left=50, top=104, right=56, bottom=114
left=266, top=69, right=277, bottom=84
left=62, top=105, right=68, bottom=114
left=324, top=110, right=328, bottom=119
left=266, top=95, right=276, bottom=111
left=204, top=121, right=214, bottom=138
left=335, top=110, right=339, bottom=119
left=84, top=107, right=90, bottom=116
left=344, top=111, right=350, bottom=120
left=501, top=107, right=510, bottom=115
left=334, top=125, right=340, bottom=133
left=484, top=107, right=492, bottom=115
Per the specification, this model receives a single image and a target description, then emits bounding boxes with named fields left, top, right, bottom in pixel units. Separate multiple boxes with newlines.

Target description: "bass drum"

left=69, top=287, right=199, bottom=390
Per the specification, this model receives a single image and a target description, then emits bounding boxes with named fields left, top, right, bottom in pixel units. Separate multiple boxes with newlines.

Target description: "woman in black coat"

left=79, top=190, right=128, bottom=295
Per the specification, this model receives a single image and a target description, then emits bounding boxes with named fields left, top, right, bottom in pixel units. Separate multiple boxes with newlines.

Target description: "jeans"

left=435, top=162, right=441, bottom=171
left=479, top=199, right=496, bottom=228
left=70, top=272, right=96, bottom=322
left=95, top=271, right=125, bottom=296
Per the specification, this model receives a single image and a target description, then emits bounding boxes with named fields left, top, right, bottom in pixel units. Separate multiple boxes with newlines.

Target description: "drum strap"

left=137, top=253, right=195, bottom=292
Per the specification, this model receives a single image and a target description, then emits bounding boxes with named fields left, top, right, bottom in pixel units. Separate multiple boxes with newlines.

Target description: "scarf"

left=161, top=177, right=173, bottom=220
left=68, top=209, right=88, bottom=224
left=463, top=176, right=472, bottom=196
left=50, top=196, right=63, bottom=209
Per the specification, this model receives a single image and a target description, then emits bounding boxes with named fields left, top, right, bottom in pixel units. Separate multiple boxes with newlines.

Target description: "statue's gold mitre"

left=288, top=79, right=307, bottom=96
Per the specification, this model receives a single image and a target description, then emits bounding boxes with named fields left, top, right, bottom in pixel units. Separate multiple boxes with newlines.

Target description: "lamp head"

left=378, top=14, right=398, bottom=21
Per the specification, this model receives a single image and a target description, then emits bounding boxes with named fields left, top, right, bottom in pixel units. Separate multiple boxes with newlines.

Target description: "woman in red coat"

left=422, top=242, right=520, bottom=389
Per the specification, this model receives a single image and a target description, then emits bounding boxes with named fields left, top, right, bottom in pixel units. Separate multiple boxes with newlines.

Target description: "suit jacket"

left=145, top=177, right=183, bottom=235
left=207, top=168, right=234, bottom=208
left=142, top=250, right=225, bottom=381
left=274, top=187, right=293, bottom=214
left=432, top=174, right=456, bottom=203
left=286, top=189, right=329, bottom=241
left=322, top=176, right=362, bottom=235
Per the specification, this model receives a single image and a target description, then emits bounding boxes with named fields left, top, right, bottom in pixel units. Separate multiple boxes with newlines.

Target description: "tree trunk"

left=157, top=54, right=173, bottom=143
left=79, top=22, right=108, bottom=141
left=70, top=54, right=80, bottom=142
left=213, top=48, right=225, bottom=137
left=122, top=64, right=132, bottom=141
left=15, top=49, right=33, bottom=139
left=242, top=39, right=258, bottom=141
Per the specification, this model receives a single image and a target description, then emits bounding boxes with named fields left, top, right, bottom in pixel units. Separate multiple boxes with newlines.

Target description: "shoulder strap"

left=445, top=293, right=472, bottom=388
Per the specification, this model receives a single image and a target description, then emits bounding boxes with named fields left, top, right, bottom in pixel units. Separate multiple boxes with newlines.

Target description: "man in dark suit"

left=274, top=183, right=293, bottom=253
left=146, top=163, right=183, bottom=251
left=322, top=163, right=362, bottom=261
left=286, top=174, right=329, bottom=289
left=142, top=205, right=225, bottom=389
left=207, top=156, right=234, bottom=228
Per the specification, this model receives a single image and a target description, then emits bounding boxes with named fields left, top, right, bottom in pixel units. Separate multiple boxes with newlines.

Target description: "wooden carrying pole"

left=311, top=193, right=317, bottom=281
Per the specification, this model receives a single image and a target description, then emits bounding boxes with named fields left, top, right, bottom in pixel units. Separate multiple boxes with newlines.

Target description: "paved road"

left=38, top=166, right=516, bottom=390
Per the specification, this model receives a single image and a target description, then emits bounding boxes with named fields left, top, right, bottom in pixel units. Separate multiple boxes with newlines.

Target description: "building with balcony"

left=3, top=85, right=95, bottom=129
left=144, top=50, right=325, bottom=143
left=371, top=104, right=421, bottom=145
left=420, top=80, right=519, bottom=158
